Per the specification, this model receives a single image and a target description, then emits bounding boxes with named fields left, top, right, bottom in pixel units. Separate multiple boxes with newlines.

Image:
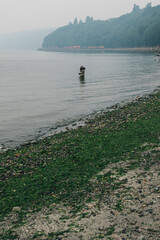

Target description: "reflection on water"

left=79, top=75, right=85, bottom=85
left=0, top=51, right=160, bottom=148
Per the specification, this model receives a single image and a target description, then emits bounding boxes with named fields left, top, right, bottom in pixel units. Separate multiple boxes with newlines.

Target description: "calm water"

left=0, top=51, right=160, bottom=148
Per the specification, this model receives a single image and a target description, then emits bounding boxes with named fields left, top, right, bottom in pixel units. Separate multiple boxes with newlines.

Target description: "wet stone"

left=139, top=213, right=144, bottom=217
left=121, top=228, right=127, bottom=233
left=147, top=209, right=153, bottom=214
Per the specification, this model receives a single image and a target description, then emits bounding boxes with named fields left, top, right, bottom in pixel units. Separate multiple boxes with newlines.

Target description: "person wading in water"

left=80, top=66, right=85, bottom=75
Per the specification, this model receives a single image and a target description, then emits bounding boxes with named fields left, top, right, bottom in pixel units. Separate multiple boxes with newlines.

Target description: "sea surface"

left=0, top=51, right=160, bottom=149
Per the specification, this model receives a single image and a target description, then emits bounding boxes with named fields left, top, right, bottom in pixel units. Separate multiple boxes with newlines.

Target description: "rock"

left=130, top=209, right=135, bottom=212
left=137, top=180, right=142, bottom=184
left=139, top=212, right=144, bottom=217
left=147, top=209, right=153, bottom=214
left=139, top=235, right=146, bottom=240
left=122, top=228, right=127, bottom=233
left=12, top=206, right=21, bottom=212
left=12, top=217, right=19, bottom=223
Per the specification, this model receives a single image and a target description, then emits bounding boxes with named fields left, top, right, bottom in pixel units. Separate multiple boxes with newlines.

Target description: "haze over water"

left=0, top=51, right=160, bottom=148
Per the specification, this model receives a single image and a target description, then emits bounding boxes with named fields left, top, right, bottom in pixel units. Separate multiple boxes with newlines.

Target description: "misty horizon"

left=0, top=0, right=158, bottom=34
left=0, top=28, right=55, bottom=51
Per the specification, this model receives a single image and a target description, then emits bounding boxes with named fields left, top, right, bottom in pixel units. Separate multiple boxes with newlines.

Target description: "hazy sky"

left=0, top=0, right=159, bottom=34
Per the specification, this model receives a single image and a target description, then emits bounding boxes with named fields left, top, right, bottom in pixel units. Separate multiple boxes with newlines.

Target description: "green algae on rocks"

left=0, top=89, right=160, bottom=221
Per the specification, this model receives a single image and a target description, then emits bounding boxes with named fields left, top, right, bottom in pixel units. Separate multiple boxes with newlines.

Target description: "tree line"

left=42, top=4, right=160, bottom=49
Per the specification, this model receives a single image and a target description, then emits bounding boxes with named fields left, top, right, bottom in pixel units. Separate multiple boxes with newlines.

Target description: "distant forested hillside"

left=42, top=4, right=160, bottom=49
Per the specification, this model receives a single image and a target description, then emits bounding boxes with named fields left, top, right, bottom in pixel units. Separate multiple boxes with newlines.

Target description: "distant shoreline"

left=38, top=46, right=160, bottom=53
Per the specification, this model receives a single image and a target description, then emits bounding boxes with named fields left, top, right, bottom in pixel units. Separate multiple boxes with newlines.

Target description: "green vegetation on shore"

left=0, top=89, right=160, bottom=225
left=42, top=4, right=160, bottom=49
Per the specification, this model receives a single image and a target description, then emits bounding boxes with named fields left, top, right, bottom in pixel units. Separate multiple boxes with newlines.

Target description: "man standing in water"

left=80, top=66, right=85, bottom=75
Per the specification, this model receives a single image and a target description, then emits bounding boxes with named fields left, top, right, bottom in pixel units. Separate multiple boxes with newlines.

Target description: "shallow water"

left=0, top=51, right=160, bottom=148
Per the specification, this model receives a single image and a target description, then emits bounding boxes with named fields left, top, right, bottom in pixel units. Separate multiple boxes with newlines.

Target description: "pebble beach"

left=0, top=88, right=160, bottom=239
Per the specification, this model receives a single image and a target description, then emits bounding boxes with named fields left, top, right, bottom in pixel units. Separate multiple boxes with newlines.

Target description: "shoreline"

left=38, top=46, right=160, bottom=53
left=0, top=88, right=157, bottom=153
left=0, top=88, right=160, bottom=239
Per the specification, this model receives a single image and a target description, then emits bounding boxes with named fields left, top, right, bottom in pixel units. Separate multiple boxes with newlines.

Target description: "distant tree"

left=79, top=19, right=83, bottom=24
left=146, top=2, right=152, bottom=8
left=143, top=2, right=152, bottom=15
left=73, top=17, right=78, bottom=24
left=85, top=16, right=94, bottom=23
left=90, top=16, right=94, bottom=22
left=132, top=4, right=140, bottom=12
